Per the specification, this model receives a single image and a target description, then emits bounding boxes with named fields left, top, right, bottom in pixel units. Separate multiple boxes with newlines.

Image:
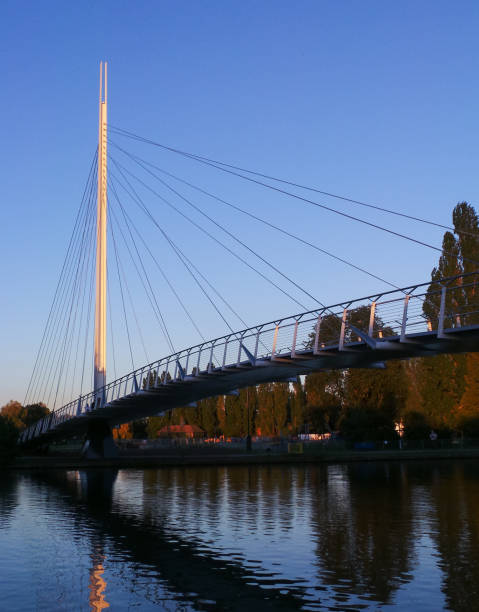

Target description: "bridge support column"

left=81, top=419, right=118, bottom=460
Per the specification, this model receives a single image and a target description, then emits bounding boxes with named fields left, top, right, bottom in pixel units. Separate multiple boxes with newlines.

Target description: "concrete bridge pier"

left=81, top=419, right=118, bottom=460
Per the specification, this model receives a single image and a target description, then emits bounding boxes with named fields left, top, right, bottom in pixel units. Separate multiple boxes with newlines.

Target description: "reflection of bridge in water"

left=10, top=462, right=479, bottom=610
left=38, top=468, right=306, bottom=610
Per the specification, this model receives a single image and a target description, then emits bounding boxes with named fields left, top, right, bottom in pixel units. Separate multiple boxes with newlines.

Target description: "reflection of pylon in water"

left=89, top=552, right=109, bottom=611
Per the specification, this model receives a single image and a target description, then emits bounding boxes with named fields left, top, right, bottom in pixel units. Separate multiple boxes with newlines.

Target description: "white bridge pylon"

left=94, top=61, right=108, bottom=396
left=20, top=271, right=479, bottom=444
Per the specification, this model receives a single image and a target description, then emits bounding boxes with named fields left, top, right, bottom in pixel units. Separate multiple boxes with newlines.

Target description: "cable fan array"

left=25, top=126, right=473, bottom=411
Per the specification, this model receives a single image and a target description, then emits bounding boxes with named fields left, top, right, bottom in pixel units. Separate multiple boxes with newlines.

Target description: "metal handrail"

left=19, top=271, right=479, bottom=443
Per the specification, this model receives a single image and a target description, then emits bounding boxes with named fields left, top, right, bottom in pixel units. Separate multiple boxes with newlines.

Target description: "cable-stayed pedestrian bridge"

left=20, top=271, right=479, bottom=447
left=18, top=64, right=479, bottom=455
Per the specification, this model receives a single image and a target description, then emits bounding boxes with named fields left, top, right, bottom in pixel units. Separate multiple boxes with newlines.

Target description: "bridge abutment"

left=81, top=419, right=118, bottom=460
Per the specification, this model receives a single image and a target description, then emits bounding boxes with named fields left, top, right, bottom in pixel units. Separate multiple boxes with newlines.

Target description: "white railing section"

left=19, top=272, right=479, bottom=443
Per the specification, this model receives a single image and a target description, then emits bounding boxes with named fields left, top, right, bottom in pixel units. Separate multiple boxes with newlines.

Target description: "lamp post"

left=246, top=387, right=252, bottom=452
left=397, top=419, right=405, bottom=450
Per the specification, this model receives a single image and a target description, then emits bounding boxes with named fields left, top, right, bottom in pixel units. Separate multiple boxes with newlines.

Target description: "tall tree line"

left=129, top=202, right=479, bottom=442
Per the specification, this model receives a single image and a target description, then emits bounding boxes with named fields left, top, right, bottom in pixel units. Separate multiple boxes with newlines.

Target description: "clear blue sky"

left=1, top=1, right=478, bottom=406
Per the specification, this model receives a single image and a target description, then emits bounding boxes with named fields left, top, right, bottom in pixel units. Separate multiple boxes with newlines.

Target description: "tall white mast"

left=94, top=61, right=107, bottom=394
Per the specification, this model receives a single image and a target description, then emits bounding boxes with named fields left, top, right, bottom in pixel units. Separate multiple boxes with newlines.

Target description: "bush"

left=0, top=415, right=18, bottom=460
left=340, top=407, right=397, bottom=443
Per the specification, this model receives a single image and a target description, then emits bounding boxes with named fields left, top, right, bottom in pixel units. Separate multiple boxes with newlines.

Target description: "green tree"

left=1, top=401, right=49, bottom=432
left=216, top=395, right=226, bottom=435
left=457, top=353, right=479, bottom=435
left=256, top=383, right=275, bottom=436
left=272, top=383, right=289, bottom=435
left=290, top=379, right=306, bottom=434
left=1, top=401, right=24, bottom=430
left=146, top=414, right=170, bottom=438
left=416, top=354, right=466, bottom=432
left=22, top=403, right=49, bottom=428
left=341, top=361, right=407, bottom=442
left=224, top=387, right=256, bottom=437
left=305, top=371, right=343, bottom=433
left=198, top=396, right=220, bottom=437
left=0, top=415, right=18, bottom=459
left=418, top=202, right=479, bottom=432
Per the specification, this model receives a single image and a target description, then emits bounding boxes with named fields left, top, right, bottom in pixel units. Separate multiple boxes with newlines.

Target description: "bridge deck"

left=20, top=322, right=479, bottom=445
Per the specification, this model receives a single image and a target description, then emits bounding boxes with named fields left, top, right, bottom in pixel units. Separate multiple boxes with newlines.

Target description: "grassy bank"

left=7, top=446, right=479, bottom=470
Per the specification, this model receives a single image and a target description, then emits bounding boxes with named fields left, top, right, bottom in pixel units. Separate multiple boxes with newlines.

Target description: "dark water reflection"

left=1, top=461, right=478, bottom=611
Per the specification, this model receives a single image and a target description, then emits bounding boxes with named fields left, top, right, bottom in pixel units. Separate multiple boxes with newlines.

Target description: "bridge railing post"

left=400, top=294, right=410, bottom=341
left=163, top=360, right=170, bottom=384
left=222, top=338, right=229, bottom=369
left=144, top=368, right=151, bottom=390
left=313, top=314, right=322, bottom=354
left=291, top=321, right=299, bottom=358
left=438, top=285, right=447, bottom=337
left=271, top=324, right=279, bottom=359
left=196, top=347, right=202, bottom=375
left=208, top=344, right=214, bottom=373
left=237, top=332, right=245, bottom=366
left=254, top=328, right=261, bottom=361
left=339, top=308, right=348, bottom=350
left=368, top=302, right=376, bottom=337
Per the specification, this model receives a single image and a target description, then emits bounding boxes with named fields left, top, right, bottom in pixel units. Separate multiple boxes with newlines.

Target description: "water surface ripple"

left=0, top=461, right=478, bottom=610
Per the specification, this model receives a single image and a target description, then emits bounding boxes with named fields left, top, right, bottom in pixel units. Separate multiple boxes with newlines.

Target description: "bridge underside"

left=25, top=325, right=479, bottom=447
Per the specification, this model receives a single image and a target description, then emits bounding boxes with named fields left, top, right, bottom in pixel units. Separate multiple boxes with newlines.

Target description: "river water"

left=1, top=461, right=478, bottom=611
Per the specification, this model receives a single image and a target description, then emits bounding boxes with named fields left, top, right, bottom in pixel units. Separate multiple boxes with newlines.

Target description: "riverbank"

left=6, top=446, right=479, bottom=470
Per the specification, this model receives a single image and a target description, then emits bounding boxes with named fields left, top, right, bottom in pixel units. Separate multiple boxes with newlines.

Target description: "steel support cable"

left=109, top=179, right=206, bottom=348
left=113, top=154, right=390, bottom=344
left=111, top=174, right=270, bottom=372
left=108, top=127, right=479, bottom=270
left=110, top=142, right=401, bottom=291
left=110, top=170, right=249, bottom=334
left=111, top=159, right=365, bottom=366
left=109, top=156, right=309, bottom=311
left=68, top=187, right=99, bottom=402
left=69, top=207, right=98, bottom=402
left=109, top=125, right=479, bottom=238
left=111, top=161, right=298, bottom=356
left=108, top=166, right=239, bottom=336
left=107, top=208, right=151, bottom=366
left=32, top=162, right=98, bottom=406
left=61, top=181, right=99, bottom=406
left=109, top=214, right=135, bottom=372
left=24, top=151, right=98, bottom=405
left=78, top=176, right=99, bottom=400
left=110, top=170, right=272, bottom=360
left=34, top=162, right=98, bottom=404
left=108, top=179, right=176, bottom=353
left=107, top=261, right=118, bottom=383
left=114, top=154, right=325, bottom=309
left=32, top=158, right=97, bottom=405
left=25, top=160, right=94, bottom=404
left=50, top=178, right=98, bottom=408
left=48, top=177, right=96, bottom=407
left=80, top=246, right=96, bottom=398
left=61, top=200, right=97, bottom=406
left=107, top=197, right=173, bottom=356
left=110, top=174, right=248, bottom=365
